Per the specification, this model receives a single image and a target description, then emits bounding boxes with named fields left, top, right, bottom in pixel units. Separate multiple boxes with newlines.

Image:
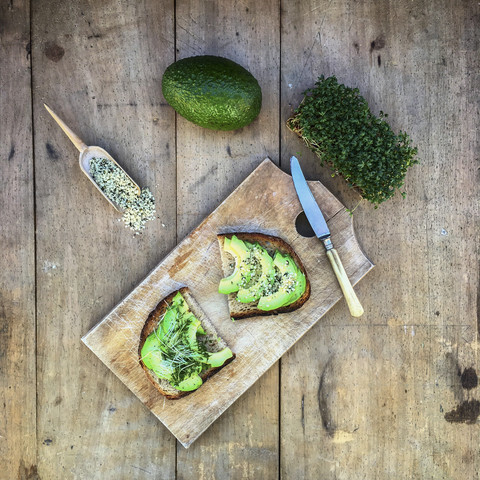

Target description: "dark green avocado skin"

left=162, top=56, right=262, bottom=131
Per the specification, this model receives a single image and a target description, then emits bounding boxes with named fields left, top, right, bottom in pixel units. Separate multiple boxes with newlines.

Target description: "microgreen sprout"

left=287, top=76, right=419, bottom=207
left=142, top=301, right=208, bottom=386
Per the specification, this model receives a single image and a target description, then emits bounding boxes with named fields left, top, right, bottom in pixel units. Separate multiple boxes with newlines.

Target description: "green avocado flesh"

left=219, top=236, right=307, bottom=311
left=175, top=375, right=203, bottom=392
left=257, top=252, right=298, bottom=311
left=140, top=292, right=233, bottom=392
left=218, top=236, right=252, bottom=294
left=208, top=348, right=235, bottom=368
left=236, top=244, right=276, bottom=303
left=162, top=55, right=262, bottom=131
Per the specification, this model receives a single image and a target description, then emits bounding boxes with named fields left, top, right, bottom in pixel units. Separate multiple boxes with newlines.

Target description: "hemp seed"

left=89, top=157, right=156, bottom=233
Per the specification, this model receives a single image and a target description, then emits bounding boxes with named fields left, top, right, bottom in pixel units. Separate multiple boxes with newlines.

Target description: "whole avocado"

left=162, top=55, right=262, bottom=131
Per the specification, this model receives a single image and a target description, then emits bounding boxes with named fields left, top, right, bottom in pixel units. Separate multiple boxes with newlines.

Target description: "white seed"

left=90, top=157, right=156, bottom=233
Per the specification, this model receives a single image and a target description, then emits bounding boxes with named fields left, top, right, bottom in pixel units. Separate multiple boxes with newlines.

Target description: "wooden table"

left=2, top=1, right=478, bottom=478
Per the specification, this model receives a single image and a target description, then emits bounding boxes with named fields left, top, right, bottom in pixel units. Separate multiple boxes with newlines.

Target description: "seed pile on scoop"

left=89, top=157, right=156, bottom=233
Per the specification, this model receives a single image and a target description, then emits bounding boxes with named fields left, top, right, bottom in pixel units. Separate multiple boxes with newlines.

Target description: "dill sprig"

left=141, top=302, right=208, bottom=385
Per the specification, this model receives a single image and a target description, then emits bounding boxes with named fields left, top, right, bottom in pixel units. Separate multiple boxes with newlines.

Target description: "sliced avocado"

left=141, top=334, right=175, bottom=380
left=219, top=271, right=244, bottom=294
left=257, top=252, right=298, bottom=311
left=207, top=347, right=233, bottom=367
left=151, top=360, right=175, bottom=380
left=186, top=321, right=202, bottom=349
left=161, top=308, right=178, bottom=336
left=140, top=334, right=163, bottom=370
left=219, top=236, right=252, bottom=294
left=183, top=312, right=200, bottom=327
left=142, top=349, right=165, bottom=372
left=171, top=292, right=189, bottom=315
left=236, top=243, right=275, bottom=303
left=175, top=374, right=203, bottom=392
left=288, top=266, right=306, bottom=305
left=228, top=235, right=250, bottom=257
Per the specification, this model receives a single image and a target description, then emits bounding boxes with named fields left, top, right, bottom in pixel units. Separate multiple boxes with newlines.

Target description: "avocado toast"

left=139, top=287, right=235, bottom=399
left=218, top=233, right=311, bottom=319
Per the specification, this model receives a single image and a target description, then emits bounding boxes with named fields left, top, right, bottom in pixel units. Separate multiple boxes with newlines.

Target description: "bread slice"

left=138, top=287, right=235, bottom=399
left=217, top=232, right=311, bottom=319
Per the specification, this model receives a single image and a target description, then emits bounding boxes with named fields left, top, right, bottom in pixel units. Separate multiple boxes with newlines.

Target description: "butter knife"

left=290, top=156, right=364, bottom=317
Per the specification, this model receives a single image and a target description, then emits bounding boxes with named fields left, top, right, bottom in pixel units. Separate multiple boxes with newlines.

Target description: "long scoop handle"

left=44, top=104, right=87, bottom=152
left=326, top=248, right=364, bottom=317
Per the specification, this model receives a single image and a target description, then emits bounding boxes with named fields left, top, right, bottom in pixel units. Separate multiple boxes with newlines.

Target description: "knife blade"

left=290, top=156, right=364, bottom=317
left=290, top=156, right=331, bottom=241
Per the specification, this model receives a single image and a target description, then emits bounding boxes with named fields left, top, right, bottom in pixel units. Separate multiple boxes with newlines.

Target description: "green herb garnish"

left=287, top=76, right=419, bottom=206
left=142, top=305, right=208, bottom=386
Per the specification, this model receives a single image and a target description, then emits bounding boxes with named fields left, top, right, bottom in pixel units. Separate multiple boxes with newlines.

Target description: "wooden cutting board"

left=82, top=158, right=374, bottom=448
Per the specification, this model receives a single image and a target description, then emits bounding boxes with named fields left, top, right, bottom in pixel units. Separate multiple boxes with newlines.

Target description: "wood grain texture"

left=173, top=0, right=282, bottom=476
left=175, top=0, right=280, bottom=239
left=82, top=160, right=373, bottom=448
left=0, top=0, right=36, bottom=476
left=280, top=1, right=480, bottom=478
left=32, top=1, right=177, bottom=478
left=2, top=0, right=479, bottom=477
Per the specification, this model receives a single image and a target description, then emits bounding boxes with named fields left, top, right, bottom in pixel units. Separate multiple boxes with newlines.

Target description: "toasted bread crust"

left=217, top=233, right=311, bottom=319
left=139, top=287, right=235, bottom=400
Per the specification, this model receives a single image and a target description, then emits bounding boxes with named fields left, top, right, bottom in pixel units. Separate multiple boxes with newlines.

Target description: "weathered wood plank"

left=0, top=0, right=37, bottom=477
left=281, top=323, right=480, bottom=479
left=280, top=0, right=479, bottom=478
left=1, top=0, right=476, bottom=476
left=175, top=0, right=280, bottom=239
left=174, top=0, right=281, bottom=476
left=32, top=1, right=177, bottom=478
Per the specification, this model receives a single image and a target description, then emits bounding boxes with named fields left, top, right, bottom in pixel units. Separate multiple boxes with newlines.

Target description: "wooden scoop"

left=44, top=104, right=141, bottom=211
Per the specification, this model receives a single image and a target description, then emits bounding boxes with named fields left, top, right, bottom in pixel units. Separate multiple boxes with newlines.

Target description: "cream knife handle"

left=326, top=248, right=364, bottom=317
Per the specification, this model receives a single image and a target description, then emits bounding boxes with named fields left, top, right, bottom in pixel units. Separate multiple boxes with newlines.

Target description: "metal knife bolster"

left=322, top=237, right=333, bottom=250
